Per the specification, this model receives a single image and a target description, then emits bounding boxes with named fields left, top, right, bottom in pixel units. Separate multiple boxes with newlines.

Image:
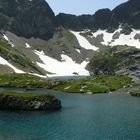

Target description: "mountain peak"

left=0, top=0, right=55, bottom=40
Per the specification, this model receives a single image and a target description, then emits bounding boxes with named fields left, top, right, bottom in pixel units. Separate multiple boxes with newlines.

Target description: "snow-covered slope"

left=92, top=28, right=140, bottom=49
left=34, top=50, right=89, bottom=77
left=70, top=31, right=99, bottom=51
left=1, top=30, right=93, bottom=77
left=1, top=28, right=140, bottom=78
left=0, top=56, right=24, bottom=73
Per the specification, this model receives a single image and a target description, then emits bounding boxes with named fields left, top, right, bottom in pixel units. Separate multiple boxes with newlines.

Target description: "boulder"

left=0, top=93, right=61, bottom=111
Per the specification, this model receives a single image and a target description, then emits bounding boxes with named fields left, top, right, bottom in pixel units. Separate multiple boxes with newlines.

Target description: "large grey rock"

left=0, top=0, right=56, bottom=40
left=0, top=94, right=61, bottom=111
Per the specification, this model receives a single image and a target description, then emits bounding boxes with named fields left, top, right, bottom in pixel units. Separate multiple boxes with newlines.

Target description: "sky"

left=47, top=0, right=128, bottom=15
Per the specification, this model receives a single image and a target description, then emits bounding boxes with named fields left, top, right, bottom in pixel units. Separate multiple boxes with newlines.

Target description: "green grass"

left=0, top=38, right=43, bottom=74
left=0, top=91, right=53, bottom=99
left=64, top=29, right=76, bottom=41
left=53, top=75, right=134, bottom=94
left=0, top=64, right=13, bottom=74
left=129, top=90, right=140, bottom=96
left=0, top=74, right=54, bottom=89
left=0, top=74, right=134, bottom=94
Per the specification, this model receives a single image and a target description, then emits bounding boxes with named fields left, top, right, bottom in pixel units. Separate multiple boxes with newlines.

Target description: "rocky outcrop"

left=0, top=94, right=61, bottom=111
left=0, top=0, right=140, bottom=38
left=112, top=0, right=140, bottom=29
left=87, top=46, right=140, bottom=76
left=0, top=0, right=56, bottom=40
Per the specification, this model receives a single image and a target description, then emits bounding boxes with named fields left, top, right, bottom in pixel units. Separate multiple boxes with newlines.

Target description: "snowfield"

left=70, top=31, right=99, bottom=51
left=93, top=28, right=140, bottom=49
left=111, top=29, right=140, bottom=49
left=34, top=50, right=90, bottom=77
left=0, top=56, right=24, bottom=73
left=33, top=28, right=140, bottom=77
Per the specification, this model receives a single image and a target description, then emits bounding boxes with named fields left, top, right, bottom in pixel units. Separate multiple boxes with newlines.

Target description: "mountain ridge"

left=56, top=0, right=140, bottom=31
left=0, top=0, right=140, bottom=39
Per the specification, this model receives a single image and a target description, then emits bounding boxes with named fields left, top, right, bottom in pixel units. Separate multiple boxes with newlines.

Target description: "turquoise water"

left=0, top=88, right=140, bottom=140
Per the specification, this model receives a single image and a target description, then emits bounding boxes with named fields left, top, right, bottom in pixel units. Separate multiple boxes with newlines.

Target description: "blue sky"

left=47, top=0, right=128, bottom=15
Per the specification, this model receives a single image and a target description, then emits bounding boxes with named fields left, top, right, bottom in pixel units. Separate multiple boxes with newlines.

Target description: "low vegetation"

left=0, top=74, right=134, bottom=94
left=0, top=38, right=44, bottom=75
left=0, top=91, right=53, bottom=99
left=0, top=74, right=54, bottom=89
left=87, top=45, right=140, bottom=75
left=64, top=28, right=76, bottom=41
left=53, top=75, right=134, bottom=94
left=130, top=90, right=140, bottom=97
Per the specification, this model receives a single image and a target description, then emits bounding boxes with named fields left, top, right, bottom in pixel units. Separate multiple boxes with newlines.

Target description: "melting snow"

left=93, top=28, right=140, bottom=49
left=2, top=34, right=14, bottom=48
left=93, top=29, right=115, bottom=46
left=111, top=29, right=140, bottom=49
left=70, top=31, right=98, bottom=51
left=34, top=50, right=89, bottom=77
left=0, top=56, right=24, bottom=73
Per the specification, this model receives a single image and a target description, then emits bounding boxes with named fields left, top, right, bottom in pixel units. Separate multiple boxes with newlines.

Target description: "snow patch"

left=0, top=56, right=24, bottom=73
left=2, top=34, right=14, bottom=48
left=64, top=86, right=71, bottom=90
left=93, top=29, right=114, bottom=45
left=111, top=29, right=140, bottom=49
left=70, top=31, right=98, bottom=51
left=25, top=43, right=31, bottom=48
left=34, top=50, right=89, bottom=77
left=93, top=28, right=140, bottom=49
left=29, top=73, right=47, bottom=78
left=76, top=49, right=81, bottom=53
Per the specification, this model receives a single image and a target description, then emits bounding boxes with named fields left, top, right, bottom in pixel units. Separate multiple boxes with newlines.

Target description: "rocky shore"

left=0, top=92, right=61, bottom=111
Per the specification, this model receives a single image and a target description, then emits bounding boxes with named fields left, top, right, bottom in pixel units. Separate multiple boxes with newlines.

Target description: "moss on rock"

left=0, top=91, right=61, bottom=111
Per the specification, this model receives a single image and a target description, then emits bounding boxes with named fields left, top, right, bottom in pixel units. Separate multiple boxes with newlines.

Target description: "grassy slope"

left=0, top=64, right=14, bottom=74
left=0, top=74, right=54, bottom=89
left=53, top=75, right=134, bottom=93
left=0, top=38, right=44, bottom=74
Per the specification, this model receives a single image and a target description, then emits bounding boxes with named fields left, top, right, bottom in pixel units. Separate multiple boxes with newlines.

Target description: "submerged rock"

left=0, top=93, right=61, bottom=111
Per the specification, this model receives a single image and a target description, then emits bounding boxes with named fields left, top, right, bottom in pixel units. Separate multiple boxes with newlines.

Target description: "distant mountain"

left=56, top=0, right=140, bottom=31
left=1, top=0, right=140, bottom=38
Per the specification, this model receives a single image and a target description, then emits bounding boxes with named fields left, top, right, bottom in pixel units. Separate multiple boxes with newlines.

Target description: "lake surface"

left=0, top=88, right=140, bottom=140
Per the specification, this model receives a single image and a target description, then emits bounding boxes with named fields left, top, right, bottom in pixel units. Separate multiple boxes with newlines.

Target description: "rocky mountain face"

left=56, top=0, right=140, bottom=31
left=87, top=46, right=140, bottom=76
left=112, top=0, right=140, bottom=28
left=0, top=0, right=139, bottom=78
left=1, top=0, right=140, bottom=37
left=0, top=0, right=55, bottom=40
